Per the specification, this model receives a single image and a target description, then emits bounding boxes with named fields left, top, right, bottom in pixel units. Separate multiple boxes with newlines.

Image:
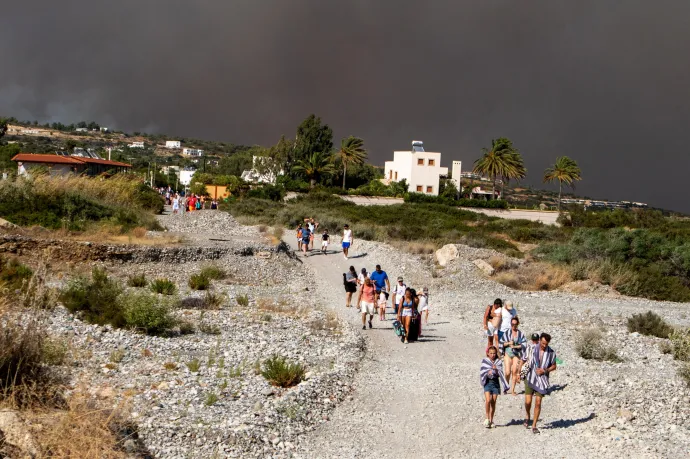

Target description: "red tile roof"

left=11, top=153, right=131, bottom=168
left=11, top=153, right=84, bottom=165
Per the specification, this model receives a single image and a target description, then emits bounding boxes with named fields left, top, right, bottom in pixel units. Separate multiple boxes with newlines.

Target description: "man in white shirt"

left=342, top=224, right=353, bottom=259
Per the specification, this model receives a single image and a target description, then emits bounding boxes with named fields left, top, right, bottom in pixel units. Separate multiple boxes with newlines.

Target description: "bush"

left=576, top=329, right=622, bottom=362
left=670, top=329, right=690, bottom=362
left=199, top=323, right=221, bottom=335
left=0, top=257, right=33, bottom=292
left=186, top=359, right=201, bottom=372
left=150, top=278, right=177, bottom=295
left=236, top=294, right=249, bottom=307
left=59, top=267, right=124, bottom=327
left=179, top=321, right=196, bottom=335
left=0, top=312, right=64, bottom=408
left=627, top=311, right=672, bottom=338
left=204, top=291, right=224, bottom=309
left=126, top=273, right=147, bottom=288
left=177, top=296, right=207, bottom=309
left=261, top=355, right=306, bottom=388
left=119, top=291, right=178, bottom=336
left=200, top=265, right=226, bottom=280
left=188, top=273, right=210, bottom=290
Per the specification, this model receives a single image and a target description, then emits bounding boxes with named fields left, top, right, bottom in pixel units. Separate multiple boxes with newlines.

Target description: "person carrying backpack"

left=301, top=226, right=311, bottom=256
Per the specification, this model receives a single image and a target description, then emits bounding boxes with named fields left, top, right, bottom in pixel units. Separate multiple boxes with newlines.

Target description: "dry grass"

left=130, top=227, right=148, bottom=239
left=309, top=310, right=339, bottom=332
left=494, top=262, right=572, bottom=291
left=486, top=255, right=520, bottom=272
left=257, top=298, right=306, bottom=318
left=30, top=392, right=137, bottom=458
left=391, top=240, right=437, bottom=255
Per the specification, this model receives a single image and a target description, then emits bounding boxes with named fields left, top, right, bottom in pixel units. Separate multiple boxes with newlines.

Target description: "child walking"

left=480, top=346, right=509, bottom=428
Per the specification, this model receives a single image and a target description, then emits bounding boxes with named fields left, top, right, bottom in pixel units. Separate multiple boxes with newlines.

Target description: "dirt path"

left=286, top=241, right=591, bottom=459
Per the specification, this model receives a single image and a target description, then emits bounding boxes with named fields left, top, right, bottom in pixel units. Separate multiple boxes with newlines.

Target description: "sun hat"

left=397, top=276, right=404, bottom=281
left=504, top=300, right=513, bottom=309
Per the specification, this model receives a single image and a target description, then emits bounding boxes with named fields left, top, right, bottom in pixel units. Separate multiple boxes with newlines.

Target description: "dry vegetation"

left=494, top=262, right=572, bottom=291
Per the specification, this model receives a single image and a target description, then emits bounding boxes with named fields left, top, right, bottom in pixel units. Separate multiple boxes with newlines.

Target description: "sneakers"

left=484, top=419, right=490, bottom=428
left=362, top=325, right=366, bottom=330
left=368, top=320, right=372, bottom=329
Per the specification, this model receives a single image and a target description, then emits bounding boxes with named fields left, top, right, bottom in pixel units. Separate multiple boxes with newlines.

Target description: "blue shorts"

left=342, top=242, right=351, bottom=249
left=484, top=378, right=500, bottom=395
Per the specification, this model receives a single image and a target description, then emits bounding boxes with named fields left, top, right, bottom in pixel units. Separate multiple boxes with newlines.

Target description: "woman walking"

left=397, top=288, right=417, bottom=344
left=343, top=266, right=358, bottom=308
left=480, top=346, right=509, bottom=428
left=500, top=317, right=526, bottom=394
left=357, top=277, right=377, bottom=330
left=483, top=299, right=503, bottom=350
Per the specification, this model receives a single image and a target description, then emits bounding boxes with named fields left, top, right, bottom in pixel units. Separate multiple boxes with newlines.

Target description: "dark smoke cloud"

left=2, top=0, right=689, bottom=211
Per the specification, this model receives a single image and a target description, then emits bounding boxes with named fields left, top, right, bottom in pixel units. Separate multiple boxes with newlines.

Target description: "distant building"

left=11, top=153, right=131, bottom=177
left=179, top=169, right=196, bottom=186
left=182, top=148, right=204, bottom=157
left=240, top=156, right=284, bottom=184
left=21, top=129, right=40, bottom=135
left=100, top=127, right=109, bottom=132
left=129, top=141, right=145, bottom=148
left=165, top=140, right=181, bottom=149
left=383, top=140, right=448, bottom=196
left=450, top=161, right=462, bottom=193
left=75, top=128, right=88, bottom=132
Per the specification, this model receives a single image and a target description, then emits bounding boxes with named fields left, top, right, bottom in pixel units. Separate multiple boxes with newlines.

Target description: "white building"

left=165, top=140, right=181, bottom=149
left=179, top=169, right=196, bottom=186
left=129, top=141, right=145, bottom=148
left=450, top=160, right=462, bottom=192
left=383, top=140, right=448, bottom=196
left=183, top=148, right=204, bottom=157
left=240, top=156, right=284, bottom=184
left=75, top=128, right=88, bottom=132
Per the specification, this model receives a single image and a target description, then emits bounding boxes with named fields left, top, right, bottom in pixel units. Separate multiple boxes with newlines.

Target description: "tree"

left=334, top=136, right=367, bottom=189
left=291, top=152, right=336, bottom=189
left=294, top=114, right=333, bottom=165
left=217, top=150, right=254, bottom=176
left=473, top=138, right=525, bottom=197
left=0, top=144, right=20, bottom=173
left=0, top=118, right=8, bottom=139
left=543, top=156, right=582, bottom=211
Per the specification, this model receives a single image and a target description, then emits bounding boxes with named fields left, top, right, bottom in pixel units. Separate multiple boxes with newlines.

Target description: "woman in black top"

left=343, top=265, right=358, bottom=308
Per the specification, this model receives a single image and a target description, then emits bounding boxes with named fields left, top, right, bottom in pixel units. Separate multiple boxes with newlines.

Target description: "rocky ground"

left=6, top=208, right=689, bottom=458
left=36, top=210, right=362, bottom=458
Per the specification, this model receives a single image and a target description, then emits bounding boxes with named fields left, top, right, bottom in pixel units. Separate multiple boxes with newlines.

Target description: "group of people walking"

left=480, top=298, right=557, bottom=433
left=169, top=193, right=219, bottom=214
left=296, top=218, right=354, bottom=259
left=343, top=264, right=430, bottom=343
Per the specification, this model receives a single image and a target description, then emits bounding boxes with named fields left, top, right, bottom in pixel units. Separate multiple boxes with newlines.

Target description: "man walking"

left=300, top=225, right=311, bottom=257
left=342, top=224, right=353, bottom=259
left=523, top=333, right=557, bottom=434
left=369, top=265, right=390, bottom=306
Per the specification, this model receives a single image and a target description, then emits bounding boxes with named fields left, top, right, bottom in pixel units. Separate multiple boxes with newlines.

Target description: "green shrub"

left=199, top=323, right=221, bottom=335
left=119, top=291, right=177, bottom=336
left=261, top=355, right=306, bottom=388
left=0, top=257, right=33, bottom=292
left=150, top=278, right=177, bottom=295
left=179, top=321, right=196, bottom=335
left=126, top=273, right=147, bottom=288
left=205, top=392, right=219, bottom=406
left=236, top=294, right=249, bottom=307
left=670, top=329, right=690, bottom=362
left=59, top=267, right=124, bottom=327
left=189, top=273, right=210, bottom=290
left=200, top=265, right=226, bottom=280
left=204, top=291, right=224, bottom=309
left=627, top=311, right=672, bottom=338
left=576, top=329, right=622, bottom=362
left=186, top=358, right=201, bottom=372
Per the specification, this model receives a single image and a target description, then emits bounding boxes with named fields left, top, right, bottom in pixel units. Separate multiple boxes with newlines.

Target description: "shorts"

left=484, top=378, right=500, bottom=395
left=344, top=282, right=357, bottom=293
left=419, top=304, right=429, bottom=312
left=342, top=241, right=351, bottom=249
left=525, top=382, right=546, bottom=397
left=486, top=323, right=498, bottom=337
left=302, top=238, right=310, bottom=246
left=360, top=301, right=375, bottom=315
left=401, top=307, right=413, bottom=317
left=321, top=241, right=329, bottom=247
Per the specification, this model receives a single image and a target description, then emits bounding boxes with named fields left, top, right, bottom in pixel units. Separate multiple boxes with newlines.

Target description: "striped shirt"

left=480, top=358, right=509, bottom=393
left=523, top=344, right=556, bottom=395
left=500, top=329, right=526, bottom=356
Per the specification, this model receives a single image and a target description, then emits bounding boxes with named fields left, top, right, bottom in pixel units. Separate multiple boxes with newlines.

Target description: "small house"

left=383, top=140, right=448, bottom=196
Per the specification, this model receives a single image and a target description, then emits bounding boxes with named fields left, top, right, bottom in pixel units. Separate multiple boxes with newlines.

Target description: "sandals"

left=524, top=420, right=530, bottom=429
left=532, top=427, right=540, bottom=434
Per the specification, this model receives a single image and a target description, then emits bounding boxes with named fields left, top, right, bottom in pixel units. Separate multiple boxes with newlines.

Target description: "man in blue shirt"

left=369, top=264, right=390, bottom=298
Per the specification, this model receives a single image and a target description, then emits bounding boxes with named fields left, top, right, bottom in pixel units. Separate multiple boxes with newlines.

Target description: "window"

left=389, top=170, right=393, bottom=179
left=417, top=158, right=424, bottom=165
left=416, top=185, right=423, bottom=192
left=428, top=159, right=435, bottom=166
left=395, top=172, right=398, bottom=180
left=426, top=186, right=433, bottom=193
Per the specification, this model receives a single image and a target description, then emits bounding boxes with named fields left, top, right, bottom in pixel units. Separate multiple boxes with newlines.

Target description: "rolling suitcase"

left=407, top=314, right=420, bottom=342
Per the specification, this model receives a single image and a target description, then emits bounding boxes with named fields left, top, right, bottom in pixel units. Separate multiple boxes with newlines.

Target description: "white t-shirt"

left=394, top=283, right=407, bottom=303
left=418, top=295, right=428, bottom=310
left=358, top=273, right=368, bottom=285
left=499, top=307, right=518, bottom=333
left=343, top=229, right=352, bottom=243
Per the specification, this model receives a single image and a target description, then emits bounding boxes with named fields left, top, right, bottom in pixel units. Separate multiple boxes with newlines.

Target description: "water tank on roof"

left=411, top=140, right=424, bottom=152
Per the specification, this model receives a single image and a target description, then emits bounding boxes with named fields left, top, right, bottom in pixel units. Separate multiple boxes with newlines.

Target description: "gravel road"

left=285, top=234, right=689, bottom=459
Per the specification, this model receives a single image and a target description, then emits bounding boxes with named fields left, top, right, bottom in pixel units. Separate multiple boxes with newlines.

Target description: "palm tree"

left=543, top=156, right=582, bottom=211
left=291, top=151, right=336, bottom=189
left=473, top=138, right=524, bottom=197
left=334, top=136, right=367, bottom=189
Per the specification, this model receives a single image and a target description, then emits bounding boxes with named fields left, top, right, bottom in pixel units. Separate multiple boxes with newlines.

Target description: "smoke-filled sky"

left=2, top=1, right=690, bottom=211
